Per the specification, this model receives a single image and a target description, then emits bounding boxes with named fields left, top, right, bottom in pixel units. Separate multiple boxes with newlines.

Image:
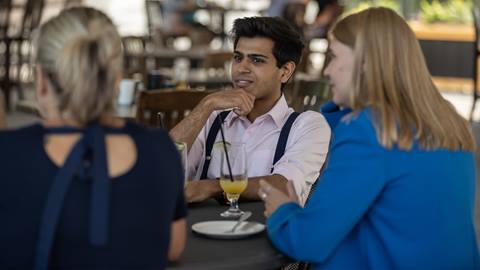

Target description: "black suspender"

left=271, top=112, right=299, bottom=173
left=200, top=111, right=300, bottom=179
left=200, top=111, right=231, bottom=179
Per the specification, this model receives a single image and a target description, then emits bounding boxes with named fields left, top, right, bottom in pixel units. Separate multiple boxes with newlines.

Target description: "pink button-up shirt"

left=187, top=95, right=331, bottom=204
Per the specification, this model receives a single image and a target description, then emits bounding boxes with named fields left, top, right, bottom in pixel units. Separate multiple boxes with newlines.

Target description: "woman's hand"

left=258, top=179, right=299, bottom=218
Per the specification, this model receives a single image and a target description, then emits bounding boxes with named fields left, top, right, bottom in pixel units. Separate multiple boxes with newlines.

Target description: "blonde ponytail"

left=35, top=7, right=122, bottom=125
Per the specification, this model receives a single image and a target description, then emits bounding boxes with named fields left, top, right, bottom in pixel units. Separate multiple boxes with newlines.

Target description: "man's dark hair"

left=231, top=16, right=305, bottom=68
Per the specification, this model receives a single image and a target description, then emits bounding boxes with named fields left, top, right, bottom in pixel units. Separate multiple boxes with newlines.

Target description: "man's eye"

left=252, top=58, right=264, bottom=63
left=233, top=55, right=242, bottom=62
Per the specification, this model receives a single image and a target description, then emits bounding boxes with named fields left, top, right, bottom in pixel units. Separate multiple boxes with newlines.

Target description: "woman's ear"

left=35, top=65, right=48, bottom=99
left=280, top=61, right=296, bottom=84
left=35, top=65, right=60, bottom=119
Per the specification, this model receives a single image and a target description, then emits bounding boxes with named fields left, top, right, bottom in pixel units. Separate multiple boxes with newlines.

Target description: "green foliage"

left=346, top=0, right=472, bottom=24
left=346, top=0, right=401, bottom=15
left=420, top=0, right=472, bottom=23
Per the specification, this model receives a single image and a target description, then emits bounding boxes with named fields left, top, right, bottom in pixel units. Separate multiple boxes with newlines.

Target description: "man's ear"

left=280, top=61, right=296, bottom=84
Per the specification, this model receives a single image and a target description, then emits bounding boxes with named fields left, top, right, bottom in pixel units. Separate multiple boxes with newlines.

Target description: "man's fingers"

left=237, top=94, right=254, bottom=114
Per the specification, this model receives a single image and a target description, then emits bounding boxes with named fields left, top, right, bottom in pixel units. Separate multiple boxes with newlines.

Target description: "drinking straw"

left=217, top=114, right=234, bottom=182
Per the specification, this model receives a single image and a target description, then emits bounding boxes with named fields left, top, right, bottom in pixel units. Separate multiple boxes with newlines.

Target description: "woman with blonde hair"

left=258, top=7, right=478, bottom=269
left=0, top=7, right=186, bottom=269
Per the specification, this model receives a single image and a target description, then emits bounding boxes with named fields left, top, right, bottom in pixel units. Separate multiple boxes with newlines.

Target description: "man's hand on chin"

left=184, top=179, right=222, bottom=204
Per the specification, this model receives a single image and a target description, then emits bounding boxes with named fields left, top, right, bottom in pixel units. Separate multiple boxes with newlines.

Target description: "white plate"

left=192, top=220, right=265, bottom=239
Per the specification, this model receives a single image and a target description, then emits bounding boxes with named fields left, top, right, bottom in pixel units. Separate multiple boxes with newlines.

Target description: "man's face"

left=231, top=37, right=290, bottom=101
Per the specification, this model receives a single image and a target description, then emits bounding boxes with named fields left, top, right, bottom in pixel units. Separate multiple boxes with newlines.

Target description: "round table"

left=167, top=200, right=289, bottom=270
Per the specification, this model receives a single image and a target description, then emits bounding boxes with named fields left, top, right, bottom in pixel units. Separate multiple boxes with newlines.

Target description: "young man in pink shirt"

left=170, top=17, right=330, bottom=205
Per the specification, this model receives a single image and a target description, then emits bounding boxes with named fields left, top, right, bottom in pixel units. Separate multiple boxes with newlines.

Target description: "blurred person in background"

left=266, top=0, right=309, bottom=17
left=0, top=7, right=186, bottom=270
left=259, top=7, right=478, bottom=270
left=305, top=0, right=343, bottom=40
left=266, top=0, right=343, bottom=39
left=163, top=0, right=215, bottom=46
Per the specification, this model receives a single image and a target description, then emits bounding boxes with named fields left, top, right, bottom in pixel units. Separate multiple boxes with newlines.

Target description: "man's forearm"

left=241, top=174, right=289, bottom=200
left=169, top=98, right=213, bottom=150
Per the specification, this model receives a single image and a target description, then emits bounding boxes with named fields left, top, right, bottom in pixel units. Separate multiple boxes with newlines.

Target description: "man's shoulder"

left=292, top=110, right=329, bottom=128
left=285, top=110, right=331, bottom=143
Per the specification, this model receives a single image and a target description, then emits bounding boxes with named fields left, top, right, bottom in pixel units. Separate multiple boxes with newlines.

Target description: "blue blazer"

left=267, top=101, right=479, bottom=270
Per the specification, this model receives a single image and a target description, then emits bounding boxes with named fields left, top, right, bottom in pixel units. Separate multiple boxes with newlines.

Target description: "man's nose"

left=236, top=59, right=251, bottom=73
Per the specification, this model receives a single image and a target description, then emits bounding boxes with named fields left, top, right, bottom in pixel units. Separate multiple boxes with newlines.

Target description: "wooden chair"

left=6, top=0, right=44, bottom=110
left=136, top=89, right=213, bottom=130
left=289, top=78, right=330, bottom=112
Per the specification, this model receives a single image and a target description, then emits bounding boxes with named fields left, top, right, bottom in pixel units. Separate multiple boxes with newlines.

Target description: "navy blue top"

left=268, top=101, right=479, bottom=270
left=0, top=122, right=186, bottom=269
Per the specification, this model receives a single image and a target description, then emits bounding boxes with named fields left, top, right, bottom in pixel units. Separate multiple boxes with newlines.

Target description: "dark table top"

left=167, top=200, right=289, bottom=270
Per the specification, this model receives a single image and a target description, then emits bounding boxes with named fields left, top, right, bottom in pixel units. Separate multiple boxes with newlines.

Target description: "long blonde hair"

left=330, top=7, right=475, bottom=151
left=34, top=7, right=122, bottom=125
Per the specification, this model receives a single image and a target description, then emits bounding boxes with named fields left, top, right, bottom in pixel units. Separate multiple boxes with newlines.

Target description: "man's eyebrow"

left=247, top=53, right=268, bottom=59
left=233, top=51, right=269, bottom=59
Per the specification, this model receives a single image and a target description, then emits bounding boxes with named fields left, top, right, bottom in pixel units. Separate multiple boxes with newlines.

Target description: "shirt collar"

left=224, top=94, right=289, bottom=128
left=266, top=94, right=289, bottom=128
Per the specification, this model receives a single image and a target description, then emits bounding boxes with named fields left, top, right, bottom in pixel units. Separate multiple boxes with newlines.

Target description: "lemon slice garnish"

left=175, top=141, right=186, bottom=151
left=213, top=140, right=231, bottom=150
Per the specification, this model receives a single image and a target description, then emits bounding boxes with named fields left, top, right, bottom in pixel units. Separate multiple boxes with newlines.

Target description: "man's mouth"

left=234, top=79, right=254, bottom=88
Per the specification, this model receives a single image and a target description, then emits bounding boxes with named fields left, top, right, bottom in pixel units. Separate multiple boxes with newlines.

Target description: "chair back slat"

left=20, top=0, right=44, bottom=38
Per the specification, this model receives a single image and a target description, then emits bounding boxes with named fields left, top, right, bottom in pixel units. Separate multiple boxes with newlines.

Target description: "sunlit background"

left=1, top=0, right=480, bottom=126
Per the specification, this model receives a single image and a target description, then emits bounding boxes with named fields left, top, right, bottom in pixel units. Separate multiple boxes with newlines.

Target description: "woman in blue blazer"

left=258, top=7, right=478, bottom=270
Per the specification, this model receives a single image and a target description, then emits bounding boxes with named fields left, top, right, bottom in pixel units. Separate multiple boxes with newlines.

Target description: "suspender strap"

left=200, top=111, right=231, bottom=179
left=271, top=112, right=300, bottom=173
left=34, top=124, right=111, bottom=270
left=200, top=111, right=300, bottom=178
